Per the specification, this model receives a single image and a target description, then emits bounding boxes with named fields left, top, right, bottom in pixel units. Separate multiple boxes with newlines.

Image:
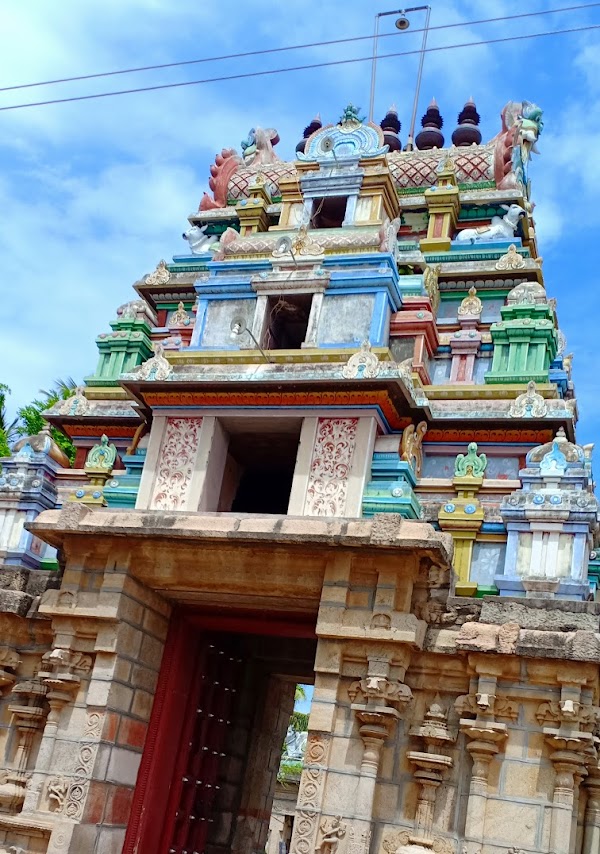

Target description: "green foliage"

left=289, top=710, right=309, bottom=732
left=0, top=384, right=18, bottom=458
left=294, top=684, right=306, bottom=702
left=277, top=759, right=303, bottom=783
left=1, top=377, right=78, bottom=467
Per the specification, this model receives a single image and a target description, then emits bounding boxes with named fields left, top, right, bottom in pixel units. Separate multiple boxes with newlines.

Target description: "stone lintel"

left=30, top=506, right=452, bottom=561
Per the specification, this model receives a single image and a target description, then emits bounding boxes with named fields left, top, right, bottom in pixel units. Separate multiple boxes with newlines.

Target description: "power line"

left=1, top=22, right=599, bottom=113
left=0, top=2, right=599, bottom=95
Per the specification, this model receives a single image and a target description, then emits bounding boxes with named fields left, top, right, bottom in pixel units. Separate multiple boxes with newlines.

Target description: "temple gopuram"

left=0, top=96, right=599, bottom=854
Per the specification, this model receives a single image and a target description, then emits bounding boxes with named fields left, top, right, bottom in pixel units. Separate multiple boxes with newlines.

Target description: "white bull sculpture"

left=182, top=224, right=217, bottom=254
left=456, top=203, right=526, bottom=244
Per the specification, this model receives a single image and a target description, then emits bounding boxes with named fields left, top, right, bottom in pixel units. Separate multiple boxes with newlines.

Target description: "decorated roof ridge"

left=198, top=100, right=542, bottom=209
left=526, top=427, right=587, bottom=467
left=11, top=423, right=70, bottom=468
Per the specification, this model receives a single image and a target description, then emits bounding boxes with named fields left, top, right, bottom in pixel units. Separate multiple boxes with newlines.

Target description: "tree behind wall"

left=1, top=378, right=77, bottom=465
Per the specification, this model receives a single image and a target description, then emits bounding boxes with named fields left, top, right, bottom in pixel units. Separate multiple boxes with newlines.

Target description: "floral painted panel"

left=305, top=418, right=358, bottom=516
left=150, top=417, right=203, bottom=510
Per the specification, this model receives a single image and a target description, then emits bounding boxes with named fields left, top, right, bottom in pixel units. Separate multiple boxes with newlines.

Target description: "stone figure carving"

left=144, top=259, right=171, bottom=285
left=342, top=341, right=380, bottom=379
left=455, top=203, right=526, bottom=244
left=199, top=148, right=242, bottom=211
left=182, top=224, right=218, bottom=255
left=509, top=380, right=548, bottom=418
left=241, top=127, right=280, bottom=166
left=46, top=776, right=68, bottom=812
left=316, top=816, right=346, bottom=854
left=454, top=442, right=487, bottom=478
left=85, top=435, right=117, bottom=472
left=400, top=421, right=428, bottom=478
left=378, top=217, right=401, bottom=254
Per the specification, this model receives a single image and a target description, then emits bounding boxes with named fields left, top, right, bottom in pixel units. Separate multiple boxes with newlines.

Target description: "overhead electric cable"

left=1, top=22, right=599, bottom=113
left=0, top=1, right=599, bottom=94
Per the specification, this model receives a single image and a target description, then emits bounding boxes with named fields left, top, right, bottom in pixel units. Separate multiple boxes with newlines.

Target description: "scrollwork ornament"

left=342, top=341, right=380, bottom=379
left=145, top=259, right=171, bottom=286
left=495, top=243, right=525, bottom=270
left=509, top=381, right=548, bottom=418
left=457, top=285, right=482, bottom=316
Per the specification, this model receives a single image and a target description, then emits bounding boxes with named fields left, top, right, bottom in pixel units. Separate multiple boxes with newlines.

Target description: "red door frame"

left=123, top=609, right=316, bottom=854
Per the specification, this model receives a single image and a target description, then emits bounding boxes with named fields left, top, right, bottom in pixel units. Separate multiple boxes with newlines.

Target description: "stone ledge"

left=29, top=506, right=453, bottom=563
left=0, top=811, right=53, bottom=838
left=480, top=596, right=600, bottom=632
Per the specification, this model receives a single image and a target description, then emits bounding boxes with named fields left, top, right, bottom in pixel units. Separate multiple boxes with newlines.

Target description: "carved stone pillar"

left=543, top=735, right=589, bottom=854
left=583, top=749, right=600, bottom=854
left=456, top=669, right=515, bottom=850
left=21, top=648, right=90, bottom=814
left=1, top=678, right=47, bottom=813
left=535, top=677, right=598, bottom=854
left=407, top=698, right=456, bottom=845
left=348, top=659, right=412, bottom=839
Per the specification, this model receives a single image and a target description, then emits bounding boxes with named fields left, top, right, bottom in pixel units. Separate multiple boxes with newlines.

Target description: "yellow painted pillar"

left=420, top=157, right=460, bottom=253
left=438, top=443, right=487, bottom=596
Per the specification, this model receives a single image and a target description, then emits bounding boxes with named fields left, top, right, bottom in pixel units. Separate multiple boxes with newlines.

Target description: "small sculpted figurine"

left=456, top=203, right=526, bottom=244
left=182, top=224, right=217, bottom=255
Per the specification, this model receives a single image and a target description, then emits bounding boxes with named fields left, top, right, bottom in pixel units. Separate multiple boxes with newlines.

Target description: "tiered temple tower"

left=0, top=98, right=598, bottom=854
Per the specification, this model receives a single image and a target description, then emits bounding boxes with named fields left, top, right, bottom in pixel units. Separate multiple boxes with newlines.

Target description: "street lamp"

left=368, top=5, right=431, bottom=150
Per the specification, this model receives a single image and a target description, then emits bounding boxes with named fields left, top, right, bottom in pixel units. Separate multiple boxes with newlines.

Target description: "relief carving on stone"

left=382, top=829, right=456, bottom=853
left=508, top=381, right=548, bottom=418
left=63, top=740, right=99, bottom=820
left=342, top=342, right=380, bottom=379
left=347, top=827, right=371, bottom=854
left=150, top=417, right=203, bottom=510
left=305, top=418, right=358, bottom=516
left=348, top=676, right=413, bottom=710
left=315, top=816, right=346, bottom=854
left=290, top=734, right=331, bottom=854
left=46, top=776, right=68, bottom=812
left=400, top=422, right=427, bottom=478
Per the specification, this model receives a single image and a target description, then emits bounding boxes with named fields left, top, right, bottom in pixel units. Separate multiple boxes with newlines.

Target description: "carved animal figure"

left=241, top=126, right=280, bottom=166
left=456, top=203, right=526, bottom=244
left=182, top=225, right=217, bottom=255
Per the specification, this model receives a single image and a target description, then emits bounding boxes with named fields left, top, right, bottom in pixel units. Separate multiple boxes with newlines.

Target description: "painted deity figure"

left=339, top=104, right=364, bottom=126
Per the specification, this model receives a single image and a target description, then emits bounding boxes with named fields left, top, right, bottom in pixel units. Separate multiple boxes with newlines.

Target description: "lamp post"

left=368, top=5, right=431, bottom=151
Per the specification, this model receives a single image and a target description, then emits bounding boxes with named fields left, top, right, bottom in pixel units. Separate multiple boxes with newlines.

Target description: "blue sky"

left=1, top=0, right=599, bottom=454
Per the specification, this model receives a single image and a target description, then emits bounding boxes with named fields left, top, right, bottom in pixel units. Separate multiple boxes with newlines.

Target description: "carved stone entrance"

left=123, top=613, right=316, bottom=854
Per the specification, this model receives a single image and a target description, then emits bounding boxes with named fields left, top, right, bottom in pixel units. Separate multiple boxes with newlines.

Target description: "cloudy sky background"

left=1, top=0, right=599, bottom=450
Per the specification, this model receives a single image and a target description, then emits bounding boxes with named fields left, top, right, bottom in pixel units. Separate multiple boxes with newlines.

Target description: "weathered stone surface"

left=516, top=628, right=600, bottom=661
left=0, top=589, right=33, bottom=617
left=480, top=597, right=600, bottom=632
